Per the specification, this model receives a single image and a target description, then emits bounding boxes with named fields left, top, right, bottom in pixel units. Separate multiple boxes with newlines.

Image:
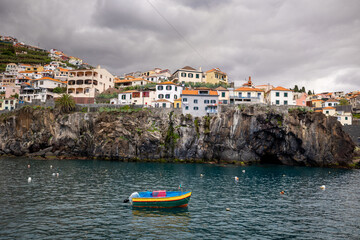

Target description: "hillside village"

left=1, top=35, right=359, bottom=129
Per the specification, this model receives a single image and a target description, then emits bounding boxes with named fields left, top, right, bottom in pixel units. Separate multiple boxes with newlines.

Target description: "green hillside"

left=0, top=42, right=51, bottom=72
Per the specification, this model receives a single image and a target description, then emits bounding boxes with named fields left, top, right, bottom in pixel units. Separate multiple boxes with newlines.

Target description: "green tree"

left=301, top=86, right=306, bottom=93
left=10, top=93, right=19, bottom=99
left=53, top=87, right=67, bottom=94
left=339, top=99, right=349, bottom=106
left=293, top=85, right=299, bottom=92
left=307, top=90, right=312, bottom=95
left=55, top=94, right=75, bottom=113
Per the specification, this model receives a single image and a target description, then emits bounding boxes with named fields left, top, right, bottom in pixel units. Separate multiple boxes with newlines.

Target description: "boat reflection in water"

left=130, top=208, right=191, bottom=237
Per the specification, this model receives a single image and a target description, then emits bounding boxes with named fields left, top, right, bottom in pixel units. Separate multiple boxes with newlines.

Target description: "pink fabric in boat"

left=152, top=190, right=166, bottom=197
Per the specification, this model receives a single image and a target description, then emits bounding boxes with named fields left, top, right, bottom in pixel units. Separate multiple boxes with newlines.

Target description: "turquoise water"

left=0, top=158, right=359, bottom=239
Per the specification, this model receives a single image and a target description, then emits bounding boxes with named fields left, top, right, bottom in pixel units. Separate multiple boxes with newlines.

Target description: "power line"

left=146, top=0, right=208, bottom=65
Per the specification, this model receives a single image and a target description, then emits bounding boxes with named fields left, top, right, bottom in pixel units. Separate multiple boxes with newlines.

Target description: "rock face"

left=0, top=105, right=355, bottom=167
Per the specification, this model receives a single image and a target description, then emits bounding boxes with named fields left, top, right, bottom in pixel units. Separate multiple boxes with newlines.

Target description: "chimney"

left=249, top=76, right=251, bottom=82
left=199, top=67, right=202, bottom=72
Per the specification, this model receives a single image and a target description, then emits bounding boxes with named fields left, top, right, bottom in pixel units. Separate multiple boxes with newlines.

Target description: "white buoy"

left=226, top=208, right=230, bottom=211
left=242, top=170, right=245, bottom=173
left=200, top=174, right=204, bottom=177
left=27, top=164, right=30, bottom=168
left=28, top=177, right=32, bottom=183
left=320, top=185, right=326, bottom=190
left=52, top=173, right=56, bottom=176
left=56, top=173, right=59, bottom=177
left=234, top=176, right=239, bottom=181
left=50, top=165, right=53, bottom=169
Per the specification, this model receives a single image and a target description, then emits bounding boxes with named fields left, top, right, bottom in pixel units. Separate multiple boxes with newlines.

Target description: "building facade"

left=181, top=89, right=219, bottom=117
left=267, top=87, right=294, bottom=105
left=172, top=66, right=204, bottom=84
left=231, top=87, right=265, bottom=104
left=204, top=68, right=228, bottom=84
left=155, top=81, right=182, bottom=103
left=67, top=66, right=115, bottom=104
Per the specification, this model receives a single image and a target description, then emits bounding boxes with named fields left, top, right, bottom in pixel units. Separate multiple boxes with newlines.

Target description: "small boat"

left=125, top=190, right=192, bottom=208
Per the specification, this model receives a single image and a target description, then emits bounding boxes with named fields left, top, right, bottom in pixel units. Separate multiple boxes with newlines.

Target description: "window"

left=40, top=81, right=44, bottom=85
left=345, top=117, right=348, bottom=120
left=276, top=92, right=279, bottom=97
left=204, top=100, right=209, bottom=104
left=194, top=107, right=199, bottom=110
left=205, top=107, right=208, bottom=110
left=258, top=93, right=261, bottom=97
left=183, top=98, right=188, bottom=102
left=222, top=92, right=225, bottom=97
left=188, top=73, right=193, bottom=78
left=185, top=106, right=189, bottom=110
left=181, top=73, right=186, bottom=77
left=276, top=100, right=280, bottom=105
left=176, top=103, right=180, bottom=108
left=215, top=73, right=218, bottom=78
left=162, top=103, right=166, bottom=108
left=174, top=95, right=178, bottom=99
left=337, top=117, right=341, bottom=121
left=165, top=94, right=170, bottom=99
left=210, top=100, right=216, bottom=104
left=223, top=100, right=228, bottom=104
left=166, top=86, right=172, bottom=90
left=100, top=75, right=102, bottom=78
left=284, top=92, right=288, bottom=97
left=196, top=74, right=199, bottom=78
left=284, top=100, right=288, bottom=105
left=158, top=94, right=164, bottom=99
left=328, top=103, right=332, bottom=106
left=175, top=87, right=177, bottom=91
left=121, top=95, right=126, bottom=100
left=194, top=99, right=198, bottom=103
left=238, top=93, right=242, bottom=98
left=247, top=92, right=251, bottom=98
left=157, top=86, right=163, bottom=90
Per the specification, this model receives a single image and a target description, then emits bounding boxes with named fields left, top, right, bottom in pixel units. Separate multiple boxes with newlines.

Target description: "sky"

left=0, top=0, right=359, bottom=93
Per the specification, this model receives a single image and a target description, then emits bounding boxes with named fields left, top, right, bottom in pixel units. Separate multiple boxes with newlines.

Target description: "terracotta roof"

left=326, top=98, right=339, bottom=102
left=271, top=86, right=292, bottom=91
left=195, top=87, right=211, bottom=90
left=234, top=87, right=264, bottom=92
left=206, top=68, right=227, bottom=75
left=158, top=81, right=177, bottom=85
left=181, top=66, right=196, bottom=71
left=115, top=78, right=150, bottom=83
left=19, top=71, right=34, bottom=73
left=312, top=99, right=324, bottom=102
left=174, top=98, right=182, bottom=101
left=122, top=90, right=139, bottom=93
left=57, top=68, right=69, bottom=72
left=215, top=86, right=228, bottom=91
left=323, top=107, right=336, bottom=110
left=33, top=77, right=66, bottom=84
left=153, top=99, right=172, bottom=103
left=314, top=110, right=323, bottom=112
left=182, top=90, right=218, bottom=96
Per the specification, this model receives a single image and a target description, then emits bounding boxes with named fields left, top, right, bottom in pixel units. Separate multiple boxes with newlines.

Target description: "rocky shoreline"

left=0, top=105, right=356, bottom=167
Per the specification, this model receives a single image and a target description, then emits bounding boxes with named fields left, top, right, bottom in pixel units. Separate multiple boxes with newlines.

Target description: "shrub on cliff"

left=55, top=94, right=75, bottom=113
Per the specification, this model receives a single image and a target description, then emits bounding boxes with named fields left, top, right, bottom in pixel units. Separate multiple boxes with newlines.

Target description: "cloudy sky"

left=1, top=0, right=359, bottom=92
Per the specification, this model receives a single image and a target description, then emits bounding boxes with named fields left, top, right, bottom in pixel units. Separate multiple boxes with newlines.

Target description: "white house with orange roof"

left=54, top=67, right=69, bottom=81
left=32, top=77, right=67, bottom=89
left=114, top=78, right=152, bottom=88
left=181, top=89, right=219, bottom=117
left=323, top=99, right=339, bottom=108
left=155, top=81, right=182, bottom=103
left=267, top=86, right=294, bottom=106
left=231, top=87, right=265, bottom=104
left=322, top=107, right=336, bottom=116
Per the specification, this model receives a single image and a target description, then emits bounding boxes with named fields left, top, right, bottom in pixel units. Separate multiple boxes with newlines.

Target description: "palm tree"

left=55, top=94, right=75, bottom=113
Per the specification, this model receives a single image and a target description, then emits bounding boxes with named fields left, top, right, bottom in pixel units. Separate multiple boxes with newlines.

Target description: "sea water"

left=0, top=158, right=359, bottom=239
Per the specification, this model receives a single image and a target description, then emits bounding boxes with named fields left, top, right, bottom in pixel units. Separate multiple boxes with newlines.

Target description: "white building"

left=231, top=87, right=265, bottom=104
left=67, top=66, right=115, bottom=104
left=5, top=63, right=18, bottom=76
left=33, top=77, right=67, bottom=89
left=155, top=81, right=182, bottom=103
left=267, top=87, right=295, bottom=106
left=323, top=99, right=339, bottom=107
left=172, top=66, right=204, bottom=84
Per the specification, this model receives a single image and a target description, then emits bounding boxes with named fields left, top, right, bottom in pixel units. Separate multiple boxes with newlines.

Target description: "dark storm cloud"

left=0, top=0, right=359, bottom=92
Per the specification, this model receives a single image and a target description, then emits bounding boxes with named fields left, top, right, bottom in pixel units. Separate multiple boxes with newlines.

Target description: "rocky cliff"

left=0, top=105, right=355, bottom=167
